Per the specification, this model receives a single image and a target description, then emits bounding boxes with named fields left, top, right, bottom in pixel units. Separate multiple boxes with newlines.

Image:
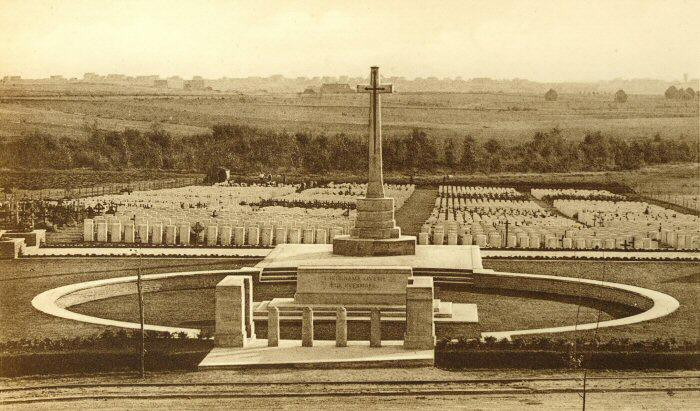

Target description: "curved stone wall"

left=32, top=268, right=679, bottom=340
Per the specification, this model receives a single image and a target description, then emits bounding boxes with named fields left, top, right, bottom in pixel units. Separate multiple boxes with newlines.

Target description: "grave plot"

left=78, top=183, right=414, bottom=247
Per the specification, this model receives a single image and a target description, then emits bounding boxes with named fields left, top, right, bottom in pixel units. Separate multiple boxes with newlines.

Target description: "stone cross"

left=358, top=66, right=393, bottom=199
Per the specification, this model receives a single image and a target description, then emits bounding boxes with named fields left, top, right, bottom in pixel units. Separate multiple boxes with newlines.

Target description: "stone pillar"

left=274, top=227, right=287, bottom=244
left=178, top=224, right=190, bottom=245
left=233, top=226, right=245, bottom=246
left=164, top=225, right=176, bottom=244
left=335, top=307, right=347, bottom=347
left=302, top=306, right=313, bottom=347
left=215, top=276, right=247, bottom=347
left=370, top=308, right=381, bottom=347
left=404, top=277, right=436, bottom=350
left=220, top=226, right=232, bottom=246
left=206, top=225, right=218, bottom=246
left=432, top=230, right=444, bottom=245
left=96, top=221, right=108, bottom=242
left=83, top=219, right=94, bottom=242
left=136, top=224, right=149, bottom=243
left=267, top=305, right=279, bottom=347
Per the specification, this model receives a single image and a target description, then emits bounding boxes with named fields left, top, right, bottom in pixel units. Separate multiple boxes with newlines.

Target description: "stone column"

left=366, top=66, right=385, bottom=199
left=301, top=306, right=313, bottom=347
left=404, top=277, right=436, bottom=350
left=370, top=308, right=381, bottom=347
left=335, top=307, right=347, bottom=347
left=268, top=305, right=280, bottom=347
left=215, top=276, right=247, bottom=347
left=83, top=219, right=94, bottom=242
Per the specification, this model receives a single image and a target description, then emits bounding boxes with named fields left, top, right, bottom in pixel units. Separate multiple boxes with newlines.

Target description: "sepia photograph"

left=0, top=0, right=698, bottom=409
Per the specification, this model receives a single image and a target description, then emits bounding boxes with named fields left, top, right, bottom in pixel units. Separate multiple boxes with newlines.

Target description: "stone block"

left=109, top=222, right=122, bottom=242
left=136, top=224, right=149, bottom=243
left=295, top=265, right=412, bottom=305
left=260, top=226, right=273, bottom=246
left=96, top=222, right=108, bottom=242
left=418, top=232, right=429, bottom=245
left=83, top=219, right=94, bottom=242
left=178, top=224, right=190, bottom=245
left=447, top=232, right=458, bottom=245
left=164, top=225, right=176, bottom=244
left=220, top=226, right=232, bottom=246
left=274, top=227, right=287, bottom=244
left=206, top=225, right=218, bottom=246
left=302, top=228, right=315, bottom=244
left=332, top=235, right=416, bottom=257
left=151, top=224, right=163, bottom=244
left=234, top=226, right=246, bottom=246
left=314, top=228, right=327, bottom=244
left=288, top=228, right=301, bottom=244
left=215, top=276, right=247, bottom=347
left=356, top=197, right=394, bottom=212
left=123, top=223, right=135, bottom=243
left=404, top=276, right=436, bottom=350
left=246, top=226, right=260, bottom=246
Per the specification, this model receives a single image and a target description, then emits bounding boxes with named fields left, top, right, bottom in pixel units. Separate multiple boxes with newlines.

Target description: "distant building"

left=320, top=83, right=354, bottom=94
left=544, top=89, right=558, bottom=101
left=106, top=74, right=126, bottom=82
left=1, top=75, right=21, bottom=83
left=184, top=78, right=205, bottom=90
left=153, top=79, right=168, bottom=88
left=50, top=75, right=65, bottom=81
left=83, top=72, right=100, bottom=81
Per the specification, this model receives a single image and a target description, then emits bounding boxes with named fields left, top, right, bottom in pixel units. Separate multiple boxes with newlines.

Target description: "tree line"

left=0, top=124, right=695, bottom=175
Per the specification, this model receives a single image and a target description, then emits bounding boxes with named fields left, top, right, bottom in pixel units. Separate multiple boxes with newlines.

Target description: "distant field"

left=1, top=91, right=696, bottom=142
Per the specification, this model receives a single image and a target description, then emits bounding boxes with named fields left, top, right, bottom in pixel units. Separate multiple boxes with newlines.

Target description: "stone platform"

left=198, top=339, right=434, bottom=369
left=256, top=244, right=484, bottom=271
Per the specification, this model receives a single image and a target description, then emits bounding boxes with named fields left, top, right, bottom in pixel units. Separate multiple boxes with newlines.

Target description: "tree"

left=665, top=85, right=679, bottom=99
left=443, top=138, right=457, bottom=170
left=460, top=135, right=478, bottom=173
left=614, top=89, right=627, bottom=103
left=686, top=87, right=696, bottom=99
left=544, top=89, right=558, bottom=101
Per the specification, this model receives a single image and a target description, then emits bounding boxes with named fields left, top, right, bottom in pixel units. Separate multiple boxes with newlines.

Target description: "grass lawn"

left=0, top=258, right=256, bottom=341
left=1, top=258, right=696, bottom=343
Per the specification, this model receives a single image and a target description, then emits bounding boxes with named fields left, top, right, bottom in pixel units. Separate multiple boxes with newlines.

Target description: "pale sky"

left=1, top=0, right=698, bottom=82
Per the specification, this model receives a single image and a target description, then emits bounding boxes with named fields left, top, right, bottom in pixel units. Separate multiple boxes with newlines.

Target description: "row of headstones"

left=83, top=219, right=344, bottom=246
left=416, top=230, right=677, bottom=250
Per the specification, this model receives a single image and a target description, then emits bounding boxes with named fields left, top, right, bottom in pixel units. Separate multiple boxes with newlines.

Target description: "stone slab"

left=294, top=266, right=413, bottom=305
left=256, top=244, right=484, bottom=270
left=198, top=339, right=434, bottom=370
left=334, top=235, right=415, bottom=256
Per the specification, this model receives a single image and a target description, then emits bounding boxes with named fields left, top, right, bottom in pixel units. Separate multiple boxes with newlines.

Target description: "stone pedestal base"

left=332, top=235, right=416, bottom=256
